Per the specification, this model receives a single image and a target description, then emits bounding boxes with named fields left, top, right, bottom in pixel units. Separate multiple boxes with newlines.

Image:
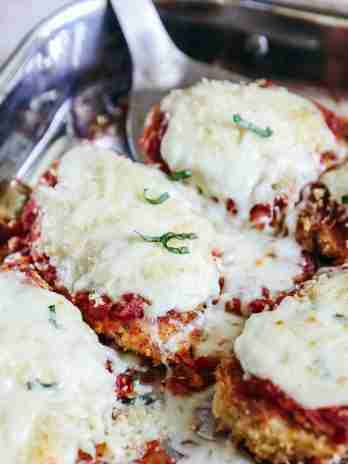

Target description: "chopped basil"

left=121, top=393, right=156, bottom=406
left=120, top=397, right=136, bottom=405
left=139, top=393, right=156, bottom=405
left=341, top=195, right=348, bottom=204
left=26, top=379, right=58, bottom=390
left=48, top=304, right=59, bottom=328
left=333, top=313, right=348, bottom=328
left=232, top=113, right=273, bottom=138
left=135, top=231, right=198, bottom=255
left=143, top=188, right=170, bottom=205
left=168, top=170, right=192, bottom=181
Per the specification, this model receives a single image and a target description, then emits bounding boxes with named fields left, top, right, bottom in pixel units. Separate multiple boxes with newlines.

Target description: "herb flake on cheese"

left=232, top=113, right=273, bottom=138
left=143, top=188, right=170, bottom=205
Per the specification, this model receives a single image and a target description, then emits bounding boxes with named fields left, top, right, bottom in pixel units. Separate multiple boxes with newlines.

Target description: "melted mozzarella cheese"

left=219, top=228, right=305, bottom=307
left=235, top=267, right=348, bottom=408
left=152, top=297, right=244, bottom=359
left=105, top=399, right=171, bottom=463
left=177, top=441, right=251, bottom=464
left=164, top=389, right=253, bottom=464
left=0, top=270, right=126, bottom=464
left=195, top=298, right=244, bottom=357
left=321, top=161, right=348, bottom=203
left=160, top=80, right=340, bottom=221
left=34, top=145, right=220, bottom=317
left=195, top=197, right=306, bottom=311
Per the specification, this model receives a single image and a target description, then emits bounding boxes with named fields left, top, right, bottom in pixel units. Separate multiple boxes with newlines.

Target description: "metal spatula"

left=110, top=0, right=244, bottom=161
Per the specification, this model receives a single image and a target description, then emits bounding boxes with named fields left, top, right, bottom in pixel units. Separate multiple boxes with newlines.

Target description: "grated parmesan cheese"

left=34, top=145, right=220, bottom=318
left=0, top=271, right=123, bottom=463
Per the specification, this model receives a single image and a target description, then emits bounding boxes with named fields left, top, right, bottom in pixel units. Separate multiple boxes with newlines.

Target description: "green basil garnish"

left=26, top=380, right=58, bottom=390
left=233, top=113, right=273, bottom=138
left=48, top=304, right=59, bottom=329
left=168, top=170, right=192, bottom=181
left=143, top=188, right=170, bottom=205
left=135, top=231, right=198, bottom=255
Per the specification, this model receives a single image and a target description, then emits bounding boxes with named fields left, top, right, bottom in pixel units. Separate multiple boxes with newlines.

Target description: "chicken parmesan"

left=0, top=268, right=174, bottom=464
left=11, top=143, right=316, bottom=394
left=4, top=76, right=348, bottom=464
left=10, top=144, right=245, bottom=391
left=140, top=79, right=347, bottom=232
left=214, top=267, right=348, bottom=464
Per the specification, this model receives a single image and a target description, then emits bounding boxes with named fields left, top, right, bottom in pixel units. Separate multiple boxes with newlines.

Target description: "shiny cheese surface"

left=193, top=195, right=305, bottom=308
left=34, top=145, right=220, bottom=317
left=164, top=389, right=253, bottom=464
left=160, top=80, right=339, bottom=220
left=197, top=199, right=306, bottom=310
left=0, top=270, right=125, bottom=464
left=195, top=298, right=244, bottom=357
left=154, top=297, right=244, bottom=359
left=218, top=228, right=304, bottom=306
left=235, top=268, right=348, bottom=408
left=321, top=162, right=348, bottom=203
left=105, top=399, right=171, bottom=463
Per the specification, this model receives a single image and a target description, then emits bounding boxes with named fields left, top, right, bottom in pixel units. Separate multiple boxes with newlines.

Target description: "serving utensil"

left=110, top=0, right=243, bottom=160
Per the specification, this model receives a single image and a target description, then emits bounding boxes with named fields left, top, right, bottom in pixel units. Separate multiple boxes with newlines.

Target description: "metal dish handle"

left=254, top=0, right=348, bottom=17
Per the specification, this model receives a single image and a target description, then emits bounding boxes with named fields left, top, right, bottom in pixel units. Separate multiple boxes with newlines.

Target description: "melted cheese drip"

left=0, top=271, right=126, bottom=464
left=196, top=197, right=306, bottom=311
left=195, top=298, right=244, bottom=357
left=235, top=268, right=348, bottom=408
left=321, top=161, right=348, bottom=203
left=160, top=80, right=340, bottom=220
left=34, top=145, right=220, bottom=317
left=152, top=297, right=244, bottom=359
left=164, top=389, right=253, bottom=464
left=219, top=228, right=305, bottom=306
left=177, top=442, right=250, bottom=464
left=104, top=399, right=171, bottom=463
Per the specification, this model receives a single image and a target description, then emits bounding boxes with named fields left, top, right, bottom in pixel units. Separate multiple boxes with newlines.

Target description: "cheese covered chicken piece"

left=32, top=146, right=220, bottom=320
left=214, top=267, right=348, bottom=464
left=141, top=80, right=345, bottom=231
left=0, top=269, right=169, bottom=464
left=19, top=144, right=244, bottom=391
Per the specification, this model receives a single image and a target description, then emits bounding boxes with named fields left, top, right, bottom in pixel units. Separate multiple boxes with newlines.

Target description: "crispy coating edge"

left=213, top=358, right=346, bottom=464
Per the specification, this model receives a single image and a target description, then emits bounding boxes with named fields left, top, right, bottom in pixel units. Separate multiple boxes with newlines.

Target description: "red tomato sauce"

left=234, top=360, right=348, bottom=444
